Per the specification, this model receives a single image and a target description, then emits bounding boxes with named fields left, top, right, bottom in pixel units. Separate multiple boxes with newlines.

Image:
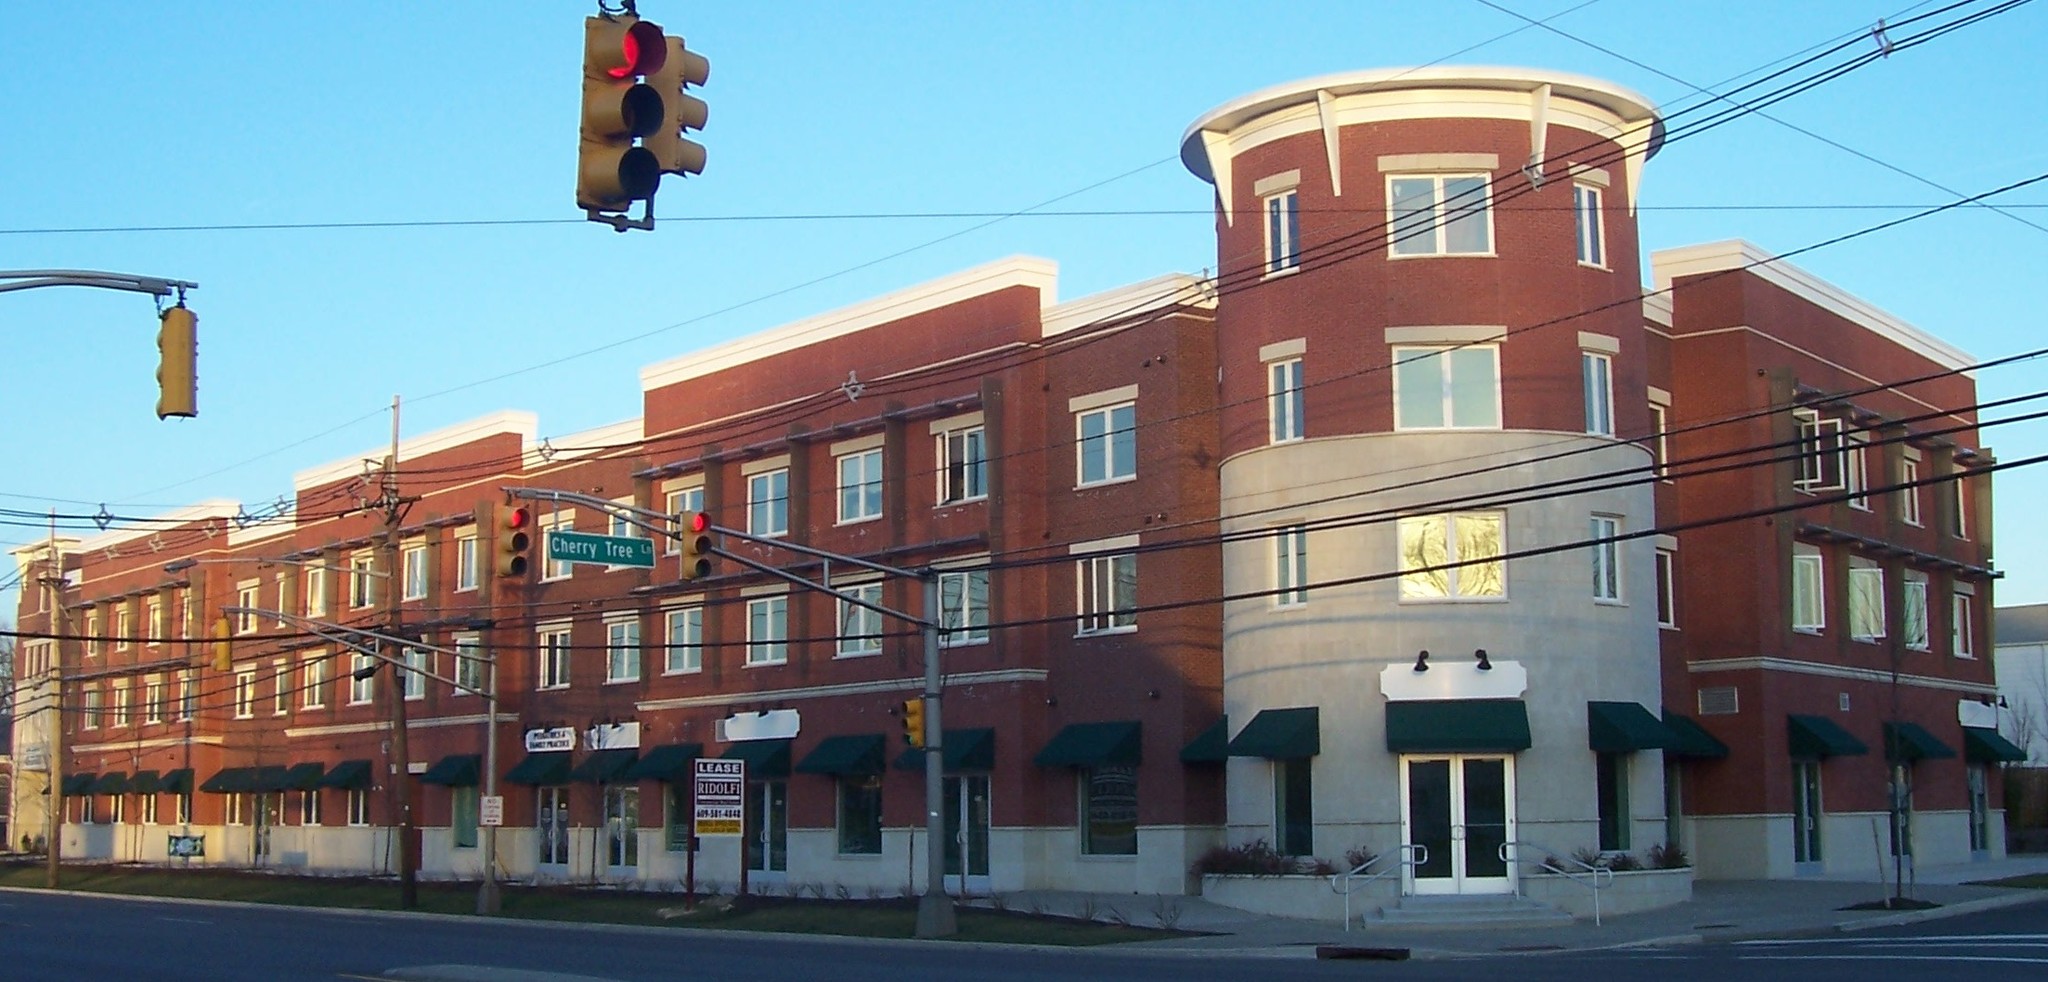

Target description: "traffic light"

left=900, top=697, right=926, bottom=749
left=680, top=511, right=714, bottom=580
left=156, top=305, right=197, bottom=419
left=578, top=14, right=668, bottom=211
left=211, top=615, right=232, bottom=672
left=495, top=505, right=534, bottom=577
left=642, top=34, right=710, bottom=178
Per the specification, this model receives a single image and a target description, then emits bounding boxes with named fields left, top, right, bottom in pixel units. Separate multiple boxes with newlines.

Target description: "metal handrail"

left=1498, top=839, right=1614, bottom=925
left=1328, top=843, right=1426, bottom=932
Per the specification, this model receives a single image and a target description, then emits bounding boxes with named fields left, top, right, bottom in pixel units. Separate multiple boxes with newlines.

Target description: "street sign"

left=480, top=795, right=504, bottom=828
left=546, top=530, right=656, bottom=569
left=694, top=758, right=744, bottom=837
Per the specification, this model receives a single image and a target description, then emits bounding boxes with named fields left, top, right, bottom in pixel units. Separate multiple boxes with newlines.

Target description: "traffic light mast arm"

left=0, top=269, right=197, bottom=297
left=220, top=606, right=493, bottom=698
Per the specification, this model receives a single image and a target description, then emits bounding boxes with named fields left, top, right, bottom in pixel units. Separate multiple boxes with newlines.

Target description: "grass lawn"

left=1972, top=873, right=2048, bottom=889
left=0, top=861, right=1181, bottom=946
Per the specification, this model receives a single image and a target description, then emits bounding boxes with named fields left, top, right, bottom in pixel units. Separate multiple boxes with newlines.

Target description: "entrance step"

left=1367, top=893, right=1574, bottom=929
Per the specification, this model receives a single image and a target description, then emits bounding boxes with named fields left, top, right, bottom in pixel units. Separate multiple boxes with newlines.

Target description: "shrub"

left=1604, top=852, right=1644, bottom=872
left=1647, top=842, right=1692, bottom=869
left=1191, top=839, right=1339, bottom=876
left=1343, top=846, right=1377, bottom=872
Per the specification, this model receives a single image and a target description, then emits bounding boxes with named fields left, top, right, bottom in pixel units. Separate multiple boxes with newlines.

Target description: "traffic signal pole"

left=378, top=397, right=419, bottom=909
left=916, top=575, right=956, bottom=938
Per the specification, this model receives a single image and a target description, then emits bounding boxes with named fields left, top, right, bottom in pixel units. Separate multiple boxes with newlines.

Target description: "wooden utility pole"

left=381, top=396, right=418, bottom=908
left=43, top=513, right=65, bottom=888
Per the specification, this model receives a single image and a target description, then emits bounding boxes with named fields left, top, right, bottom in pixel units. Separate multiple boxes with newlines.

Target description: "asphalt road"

left=2, top=890, right=2044, bottom=981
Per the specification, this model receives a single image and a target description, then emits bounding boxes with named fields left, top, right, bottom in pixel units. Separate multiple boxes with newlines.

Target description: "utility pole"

left=477, top=634, right=501, bottom=915
left=380, top=395, right=418, bottom=909
left=43, top=513, right=65, bottom=889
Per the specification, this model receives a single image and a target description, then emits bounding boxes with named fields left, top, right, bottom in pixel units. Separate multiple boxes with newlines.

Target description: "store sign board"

left=525, top=727, right=576, bottom=753
left=694, top=759, right=744, bottom=837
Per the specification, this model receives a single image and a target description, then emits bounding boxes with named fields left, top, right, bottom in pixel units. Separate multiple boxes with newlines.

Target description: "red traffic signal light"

left=496, top=504, right=534, bottom=577
left=578, top=15, right=669, bottom=210
left=680, top=511, right=714, bottom=581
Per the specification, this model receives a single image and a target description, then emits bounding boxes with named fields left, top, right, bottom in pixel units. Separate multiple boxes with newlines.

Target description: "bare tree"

left=2002, top=646, right=2048, bottom=765
left=1, top=620, right=14, bottom=719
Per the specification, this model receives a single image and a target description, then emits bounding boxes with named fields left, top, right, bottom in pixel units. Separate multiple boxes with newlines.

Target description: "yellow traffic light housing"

left=156, top=305, right=197, bottom=419
left=578, top=14, right=667, bottom=211
left=495, top=505, right=534, bottom=578
left=680, top=511, right=714, bottom=581
left=643, top=34, right=710, bottom=178
left=210, top=615, right=232, bottom=671
left=901, top=697, right=926, bottom=749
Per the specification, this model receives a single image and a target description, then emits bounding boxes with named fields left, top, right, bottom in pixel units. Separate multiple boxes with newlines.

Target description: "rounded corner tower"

left=1184, top=67, right=1671, bottom=895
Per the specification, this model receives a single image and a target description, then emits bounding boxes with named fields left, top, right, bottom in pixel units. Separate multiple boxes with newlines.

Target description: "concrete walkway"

left=970, top=855, right=2048, bottom=958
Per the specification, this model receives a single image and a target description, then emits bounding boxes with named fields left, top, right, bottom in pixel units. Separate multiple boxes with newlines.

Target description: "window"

left=1848, top=560, right=1885, bottom=642
left=1275, top=758, right=1313, bottom=856
left=144, top=678, right=165, bottom=724
left=604, top=786, right=639, bottom=868
left=177, top=793, right=192, bottom=824
left=1900, top=459, right=1922, bottom=526
left=1794, top=410, right=1846, bottom=492
left=938, top=569, right=990, bottom=646
left=347, top=789, right=370, bottom=826
left=539, top=626, right=572, bottom=689
left=1574, top=182, right=1605, bottom=266
left=1264, top=188, right=1300, bottom=274
left=837, top=449, right=883, bottom=524
left=1902, top=571, right=1930, bottom=651
left=748, top=469, right=790, bottom=537
left=110, top=684, right=129, bottom=727
left=606, top=503, right=648, bottom=570
left=1949, top=474, right=1970, bottom=539
left=1077, top=552, right=1138, bottom=635
left=142, top=794, right=159, bottom=825
left=178, top=671, right=196, bottom=720
left=403, top=545, right=432, bottom=598
left=108, top=795, right=124, bottom=825
left=233, top=670, right=256, bottom=718
left=1268, top=358, right=1304, bottom=443
left=1076, top=403, right=1137, bottom=486
left=1844, top=436, right=1869, bottom=510
left=273, top=660, right=290, bottom=715
left=1083, top=765, right=1139, bottom=856
left=452, top=786, right=479, bottom=849
left=275, top=574, right=291, bottom=625
left=236, top=583, right=260, bottom=633
left=1655, top=548, right=1677, bottom=629
left=226, top=794, right=245, bottom=826
left=1648, top=402, right=1670, bottom=478
left=664, top=485, right=705, bottom=554
left=746, top=596, right=789, bottom=666
left=403, top=648, right=428, bottom=700
left=115, top=606, right=132, bottom=650
left=933, top=425, right=989, bottom=507
left=84, top=609, right=100, bottom=657
left=300, top=790, right=321, bottom=826
left=1583, top=352, right=1614, bottom=436
left=349, top=554, right=377, bottom=609
left=1389, top=173, right=1492, bottom=256
left=349, top=653, right=377, bottom=705
left=303, top=655, right=327, bottom=709
left=837, top=582, right=884, bottom=657
left=305, top=566, right=327, bottom=617
left=1393, top=345, right=1501, bottom=429
left=606, top=617, right=641, bottom=683
left=1274, top=525, right=1308, bottom=607
left=1792, top=543, right=1826, bottom=632
left=540, top=515, right=573, bottom=581
left=1398, top=512, right=1506, bottom=600
left=837, top=775, right=883, bottom=855
left=453, top=634, right=484, bottom=696
left=664, top=606, right=703, bottom=674
left=81, top=688, right=101, bottom=729
left=1591, top=515, right=1622, bottom=602
left=455, top=534, right=479, bottom=592
left=1596, top=754, right=1630, bottom=851
left=1954, top=590, right=1976, bottom=658
left=145, top=598, right=162, bottom=647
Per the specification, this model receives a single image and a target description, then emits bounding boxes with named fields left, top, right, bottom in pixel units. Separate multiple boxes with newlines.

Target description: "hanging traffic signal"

left=156, top=305, right=198, bottom=419
left=211, top=615, right=232, bottom=672
left=642, top=34, right=710, bottom=179
left=496, top=505, right=534, bottom=578
left=577, top=14, right=668, bottom=211
left=680, top=511, right=714, bottom=580
left=901, top=697, right=926, bottom=749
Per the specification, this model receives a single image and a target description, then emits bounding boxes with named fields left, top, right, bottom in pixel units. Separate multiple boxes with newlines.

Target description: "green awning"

left=1963, top=726, right=2027, bottom=763
left=1662, top=711, right=1730, bottom=759
left=621, top=743, right=704, bottom=782
left=419, top=754, right=481, bottom=787
left=1788, top=714, right=1868, bottom=758
left=796, top=734, right=888, bottom=775
left=570, top=748, right=640, bottom=784
left=1180, top=716, right=1229, bottom=764
left=722, top=739, right=794, bottom=778
left=128, top=770, right=163, bottom=794
left=1884, top=721, right=1957, bottom=762
left=1035, top=721, right=1142, bottom=768
left=201, top=767, right=251, bottom=793
left=892, top=728, right=995, bottom=771
left=246, top=766, right=292, bottom=793
left=1231, top=707, right=1322, bottom=759
left=160, top=768, right=194, bottom=794
left=89, top=772, right=130, bottom=795
left=317, top=760, right=372, bottom=790
left=1386, top=700, right=1531, bottom=753
left=1588, top=702, right=1679, bottom=754
left=504, top=753, right=572, bottom=786
left=283, top=763, right=329, bottom=791
left=61, top=773, right=98, bottom=796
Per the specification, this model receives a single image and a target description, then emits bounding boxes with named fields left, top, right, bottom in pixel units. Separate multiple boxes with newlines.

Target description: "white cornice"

left=293, top=411, right=539, bottom=492
left=1688, top=655, right=1996, bottom=695
left=635, top=667, right=1047, bottom=712
left=72, top=499, right=244, bottom=556
left=639, top=256, right=1060, bottom=392
left=287, top=712, right=511, bottom=738
left=525, top=418, right=643, bottom=469
left=1641, top=291, right=1672, bottom=328
left=1650, top=240, right=1974, bottom=374
left=1041, top=274, right=1214, bottom=338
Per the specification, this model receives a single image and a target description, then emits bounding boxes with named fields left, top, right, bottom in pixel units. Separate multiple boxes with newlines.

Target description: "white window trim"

left=348, top=552, right=377, bottom=609
left=1391, top=344, right=1503, bottom=431
left=1262, top=186, right=1301, bottom=276
left=539, top=511, right=577, bottom=582
left=305, top=566, right=328, bottom=617
left=1268, top=357, right=1305, bottom=444
left=454, top=533, right=480, bottom=592
left=451, top=633, right=484, bottom=697
left=745, top=594, right=790, bottom=667
left=604, top=615, right=642, bottom=684
left=402, top=542, right=430, bottom=601
left=662, top=482, right=706, bottom=554
left=1848, top=560, right=1885, bottom=643
left=1792, top=544, right=1826, bottom=634
left=537, top=622, right=573, bottom=690
left=1574, top=182, right=1607, bottom=269
left=934, top=422, right=989, bottom=506
left=1902, top=572, right=1930, bottom=652
left=836, top=448, right=885, bottom=525
left=1591, top=514, right=1623, bottom=604
left=1386, top=171, right=1496, bottom=258
left=1654, top=546, right=1678, bottom=630
left=1844, top=435, right=1870, bottom=511
left=662, top=603, right=705, bottom=675
left=1273, top=524, right=1308, bottom=608
left=1073, top=401, right=1138, bottom=488
left=233, top=669, right=257, bottom=719
left=835, top=579, right=886, bottom=659
left=236, top=581, right=261, bottom=634
left=1075, top=552, right=1139, bottom=637
left=936, top=565, right=992, bottom=648
left=1582, top=351, right=1615, bottom=437
left=1953, top=590, right=1977, bottom=659
left=1900, top=459, right=1923, bottom=527
left=747, top=468, right=791, bottom=539
left=1648, top=400, right=1672, bottom=481
left=348, top=653, right=377, bottom=705
left=302, top=652, right=328, bottom=709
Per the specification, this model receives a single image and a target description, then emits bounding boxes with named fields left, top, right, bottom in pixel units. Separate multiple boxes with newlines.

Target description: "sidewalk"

left=976, top=854, right=2048, bottom=958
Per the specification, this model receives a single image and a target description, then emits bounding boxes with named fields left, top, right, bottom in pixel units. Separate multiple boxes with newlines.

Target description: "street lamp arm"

left=222, top=606, right=491, bottom=699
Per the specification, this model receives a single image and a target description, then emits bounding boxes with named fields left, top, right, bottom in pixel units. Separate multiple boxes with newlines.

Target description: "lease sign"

left=694, top=758, right=744, bottom=836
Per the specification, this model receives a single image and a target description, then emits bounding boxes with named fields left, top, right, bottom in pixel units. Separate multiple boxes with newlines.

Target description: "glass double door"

left=536, top=786, right=570, bottom=869
left=942, top=775, right=990, bottom=893
left=1402, top=755, right=1514, bottom=895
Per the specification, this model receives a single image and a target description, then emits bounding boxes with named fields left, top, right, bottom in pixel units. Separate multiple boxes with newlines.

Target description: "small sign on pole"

left=479, top=795, right=504, bottom=828
left=694, top=758, right=744, bottom=836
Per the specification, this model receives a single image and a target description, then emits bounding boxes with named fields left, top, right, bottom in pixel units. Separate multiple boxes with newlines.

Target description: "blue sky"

left=4, top=0, right=2046, bottom=613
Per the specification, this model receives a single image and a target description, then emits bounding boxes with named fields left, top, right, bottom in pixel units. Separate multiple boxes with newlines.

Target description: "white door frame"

left=1400, top=754, right=1517, bottom=895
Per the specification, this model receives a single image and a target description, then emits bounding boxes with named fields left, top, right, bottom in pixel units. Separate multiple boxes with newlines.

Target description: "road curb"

left=1833, top=890, right=2045, bottom=932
